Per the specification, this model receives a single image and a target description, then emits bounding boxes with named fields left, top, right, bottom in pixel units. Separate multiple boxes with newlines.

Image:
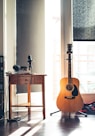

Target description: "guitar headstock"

left=67, top=44, right=72, bottom=54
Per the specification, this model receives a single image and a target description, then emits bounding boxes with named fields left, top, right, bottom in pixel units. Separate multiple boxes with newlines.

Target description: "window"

left=73, top=42, right=95, bottom=94
left=73, top=0, right=95, bottom=94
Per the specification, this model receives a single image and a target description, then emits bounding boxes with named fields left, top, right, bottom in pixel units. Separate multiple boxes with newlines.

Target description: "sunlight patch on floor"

left=8, top=126, right=31, bottom=136
left=27, top=119, right=42, bottom=125
left=25, top=121, right=44, bottom=136
left=70, top=117, right=95, bottom=136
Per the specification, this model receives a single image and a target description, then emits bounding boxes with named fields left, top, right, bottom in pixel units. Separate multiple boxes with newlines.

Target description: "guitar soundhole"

left=66, top=84, right=74, bottom=91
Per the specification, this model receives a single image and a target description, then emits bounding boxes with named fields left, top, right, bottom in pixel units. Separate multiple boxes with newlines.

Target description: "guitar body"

left=56, top=77, right=84, bottom=113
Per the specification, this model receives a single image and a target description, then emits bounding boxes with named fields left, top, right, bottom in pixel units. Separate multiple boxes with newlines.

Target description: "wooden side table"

left=8, top=73, right=46, bottom=120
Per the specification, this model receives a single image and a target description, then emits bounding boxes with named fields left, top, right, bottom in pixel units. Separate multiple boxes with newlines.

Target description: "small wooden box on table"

left=8, top=73, right=46, bottom=120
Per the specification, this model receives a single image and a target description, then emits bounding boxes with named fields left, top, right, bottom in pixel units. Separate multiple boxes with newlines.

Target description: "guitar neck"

left=68, top=53, right=72, bottom=84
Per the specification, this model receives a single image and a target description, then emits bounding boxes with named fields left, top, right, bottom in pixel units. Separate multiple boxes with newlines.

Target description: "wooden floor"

left=0, top=111, right=95, bottom=136
left=30, top=112, right=95, bottom=136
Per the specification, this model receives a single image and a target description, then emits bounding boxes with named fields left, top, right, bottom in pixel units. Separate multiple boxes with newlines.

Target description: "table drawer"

left=31, top=75, right=43, bottom=84
left=17, top=76, right=31, bottom=84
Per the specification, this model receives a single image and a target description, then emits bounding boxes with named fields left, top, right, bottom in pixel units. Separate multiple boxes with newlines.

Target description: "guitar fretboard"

left=67, top=45, right=72, bottom=84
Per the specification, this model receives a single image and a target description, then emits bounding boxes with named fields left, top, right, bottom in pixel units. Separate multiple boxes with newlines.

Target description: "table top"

left=6, top=72, right=47, bottom=76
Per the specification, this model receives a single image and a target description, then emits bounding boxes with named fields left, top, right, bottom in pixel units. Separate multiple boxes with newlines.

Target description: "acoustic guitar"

left=56, top=44, right=83, bottom=113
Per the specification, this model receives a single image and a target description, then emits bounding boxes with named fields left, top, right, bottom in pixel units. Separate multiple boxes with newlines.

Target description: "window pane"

left=73, top=42, right=95, bottom=93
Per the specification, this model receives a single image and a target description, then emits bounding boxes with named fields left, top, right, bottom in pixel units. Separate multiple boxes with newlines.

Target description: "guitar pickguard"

left=72, top=85, right=78, bottom=96
left=65, top=84, right=78, bottom=99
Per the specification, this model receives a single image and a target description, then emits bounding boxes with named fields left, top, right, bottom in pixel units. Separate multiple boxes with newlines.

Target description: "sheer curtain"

left=45, top=0, right=61, bottom=113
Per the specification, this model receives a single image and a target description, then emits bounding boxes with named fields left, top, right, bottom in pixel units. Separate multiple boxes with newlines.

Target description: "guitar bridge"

left=64, top=96, right=75, bottom=99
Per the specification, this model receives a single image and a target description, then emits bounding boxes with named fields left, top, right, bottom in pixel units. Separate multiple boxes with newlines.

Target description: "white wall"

left=17, top=0, right=45, bottom=74
left=16, top=0, right=45, bottom=94
left=10, top=0, right=45, bottom=110
left=3, top=0, right=16, bottom=72
left=6, top=0, right=16, bottom=71
left=3, top=0, right=16, bottom=114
